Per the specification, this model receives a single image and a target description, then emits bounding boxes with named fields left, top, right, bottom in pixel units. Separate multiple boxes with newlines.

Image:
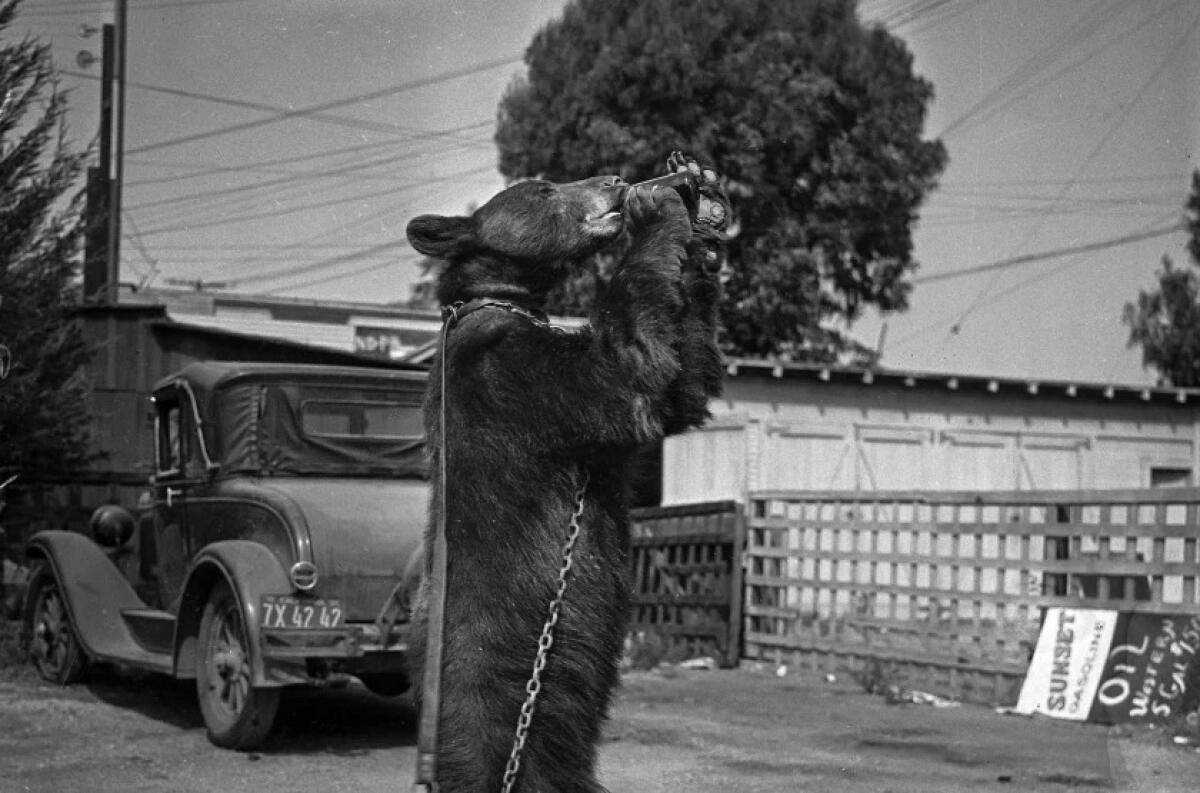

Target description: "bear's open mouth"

left=585, top=205, right=625, bottom=235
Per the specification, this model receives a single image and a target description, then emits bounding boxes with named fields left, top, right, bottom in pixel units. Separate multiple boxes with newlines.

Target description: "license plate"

left=261, top=595, right=344, bottom=630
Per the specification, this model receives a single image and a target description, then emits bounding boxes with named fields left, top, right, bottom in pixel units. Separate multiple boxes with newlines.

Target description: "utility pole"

left=82, top=0, right=127, bottom=304
left=107, top=0, right=127, bottom=303
left=82, top=25, right=111, bottom=300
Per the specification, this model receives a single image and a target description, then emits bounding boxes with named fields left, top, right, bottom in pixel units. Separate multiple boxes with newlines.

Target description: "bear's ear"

left=406, top=214, right=477, bottom=259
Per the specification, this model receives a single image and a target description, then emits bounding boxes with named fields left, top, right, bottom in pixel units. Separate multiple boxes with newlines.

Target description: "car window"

left=300, top=397, right=423, bottom=440
left=158, top=403, right=183, bottom=475
left=157, top=394, right=208, bottom=476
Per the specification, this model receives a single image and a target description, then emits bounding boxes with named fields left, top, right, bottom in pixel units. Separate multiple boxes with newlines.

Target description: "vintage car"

left=22, top=361, right=429, bottom=749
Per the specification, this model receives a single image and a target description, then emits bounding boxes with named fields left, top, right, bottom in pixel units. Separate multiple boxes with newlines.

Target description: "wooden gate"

left=629, top=500, right=745, bottom=667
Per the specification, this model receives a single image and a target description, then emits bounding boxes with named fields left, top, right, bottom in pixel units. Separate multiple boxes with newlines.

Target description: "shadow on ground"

left=82, top=663, right=418, bottom=754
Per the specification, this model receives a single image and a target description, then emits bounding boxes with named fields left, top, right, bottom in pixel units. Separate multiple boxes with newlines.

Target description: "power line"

left=889, top=256, right=1086, bottom=352
left=127, top=143, right=493, bottom=234
left=936, top=0, right=1125, bottom=139
left=124, top=140, right=412, bottom=187
left=923, top=201, right=1178, bottom=220
left=248, top=175, right=472, bottom=253
left=262, top=253, right=418, bottom=295
left=905, top=0, right=984, bottom=37
left=244, top=239, right=414, bottom=291
left=22, top=0, right=250, bottom=18
left=60, top=69, right=497, bottom=144
left=889, top=211, right=1183, bottom=352
left=133, top=174, right=438, bottom=238
left=917, top=206, right=1175, bottom=230
left=872, top=0, right=957, bottom=30
left=121, top=210, right=160, bottom=289
left=123, top=147, right=492, bottom=233
left=918, top=208, right=1173, bottom=232
left=942, top=0, right=1180, bottom=142
left=939, top=173, right=1186, bottom=189
left=124, top=138, right=487, bottom=212
left=147, top=242, right=383, bottom=251
left=212, top=165, right=495, bottom=285
left=125, top=56, right=520, bottom=155
left=913, top=223, right=1184, bottom=286
left=945, top=4, right=1199, bottom=332
left=935, top=187, right=1182, bottom=206
left=148, top=168, right=473, bottom=279
left=124, top=123, right=490, bottom=187
left=139, top=166, right=493, bottom=290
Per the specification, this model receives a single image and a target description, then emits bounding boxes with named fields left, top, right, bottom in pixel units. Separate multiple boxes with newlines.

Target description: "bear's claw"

left=666, top=151, right=729, bottom=233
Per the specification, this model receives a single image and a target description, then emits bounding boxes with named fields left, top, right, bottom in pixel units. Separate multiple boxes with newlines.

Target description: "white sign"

left=1016, top=607, right=1118, bottom=720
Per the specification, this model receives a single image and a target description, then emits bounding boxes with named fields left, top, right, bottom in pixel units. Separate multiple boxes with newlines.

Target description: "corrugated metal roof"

left=165, top=309, right=356, bottom=352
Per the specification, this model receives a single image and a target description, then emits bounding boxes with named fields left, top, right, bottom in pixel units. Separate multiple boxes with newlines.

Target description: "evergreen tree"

left=1123, top=171, right=1200, bottom=386
left=0, top=0, right=95, bottom=482
left=495, top=0, right=946, bottom=363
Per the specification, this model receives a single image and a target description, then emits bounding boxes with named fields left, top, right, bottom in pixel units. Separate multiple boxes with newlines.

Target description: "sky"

left=13, top=0, right=1200, bottom=386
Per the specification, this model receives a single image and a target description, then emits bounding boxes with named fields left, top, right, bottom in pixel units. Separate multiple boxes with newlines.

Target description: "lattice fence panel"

left=743, top=489, right=1200, bottom=704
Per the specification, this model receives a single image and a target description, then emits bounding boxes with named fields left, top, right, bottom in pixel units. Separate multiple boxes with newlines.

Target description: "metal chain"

left=500, top=471, right=590, bottom=793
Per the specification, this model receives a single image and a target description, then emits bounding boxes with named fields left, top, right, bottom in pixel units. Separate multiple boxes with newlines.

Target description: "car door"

left=151, top=387, right=200, bottom=610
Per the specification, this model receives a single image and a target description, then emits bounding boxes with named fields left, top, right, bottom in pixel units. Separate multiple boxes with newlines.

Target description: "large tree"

left=1123, top=171, right=1200, bottom=386
left=0, top=0, right=94, bottom=483
left=495, top=0, right=946, bottom=363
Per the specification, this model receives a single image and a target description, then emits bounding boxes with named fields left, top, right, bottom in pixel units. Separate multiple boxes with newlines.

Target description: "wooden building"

left=662, top=359, right=1200, bottom=506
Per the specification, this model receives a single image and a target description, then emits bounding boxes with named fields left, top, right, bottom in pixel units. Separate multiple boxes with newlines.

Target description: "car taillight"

left=289, top=561, right=318, bottom=591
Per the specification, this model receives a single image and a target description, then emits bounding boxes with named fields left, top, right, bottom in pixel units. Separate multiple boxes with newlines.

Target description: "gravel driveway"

left=0, top=660, right=1195, bottom=793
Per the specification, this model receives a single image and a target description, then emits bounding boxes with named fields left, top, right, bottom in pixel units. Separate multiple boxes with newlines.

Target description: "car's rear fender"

left=23, top=531, right=170, bottom=672
left=175, top=540, right=292, bottom=687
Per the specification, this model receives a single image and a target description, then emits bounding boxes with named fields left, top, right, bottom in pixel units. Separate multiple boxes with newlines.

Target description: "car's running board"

left=121, top=608, right=176, bottom=656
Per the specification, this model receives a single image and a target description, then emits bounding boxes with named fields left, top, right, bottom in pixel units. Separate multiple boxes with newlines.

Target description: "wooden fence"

left=628, top=500, right=744, bottom=667
left=742, top=489, right=1200, bottom=704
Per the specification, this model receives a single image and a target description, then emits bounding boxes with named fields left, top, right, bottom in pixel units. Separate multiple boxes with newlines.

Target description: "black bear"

left=406, top=153, right=728, bottom=792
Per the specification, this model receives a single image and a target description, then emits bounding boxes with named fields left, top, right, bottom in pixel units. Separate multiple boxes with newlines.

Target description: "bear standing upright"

left=406, top=153, right=728, bottom=792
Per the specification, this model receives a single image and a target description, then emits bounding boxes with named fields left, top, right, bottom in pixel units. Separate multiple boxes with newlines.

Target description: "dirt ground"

left=0, top=659, right=1196, bottom=793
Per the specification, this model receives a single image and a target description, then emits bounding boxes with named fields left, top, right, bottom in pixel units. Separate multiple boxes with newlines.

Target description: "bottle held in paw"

left=623, top=171, right=700, bottom=215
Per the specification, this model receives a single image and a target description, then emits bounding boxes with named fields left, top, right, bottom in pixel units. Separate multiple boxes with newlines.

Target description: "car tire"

left=26, top=565, right=89, bottom=685
left=196, top=579, right=281, bottom=750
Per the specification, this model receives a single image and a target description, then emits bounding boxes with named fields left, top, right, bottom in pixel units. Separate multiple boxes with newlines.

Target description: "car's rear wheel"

left=196, top=580, right=280, bottom=749
left=26, top=565, right=89, bottom=685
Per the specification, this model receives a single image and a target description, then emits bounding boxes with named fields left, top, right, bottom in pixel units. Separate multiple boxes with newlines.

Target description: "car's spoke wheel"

left=196, top=580, right=280, bottom=750
left=27, top=567, right=88, bottom=685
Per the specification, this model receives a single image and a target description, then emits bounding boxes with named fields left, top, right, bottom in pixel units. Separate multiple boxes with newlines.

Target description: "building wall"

left=662, top=375, right=1199, bottom=505
left=147, top=289, right=442, bottom=361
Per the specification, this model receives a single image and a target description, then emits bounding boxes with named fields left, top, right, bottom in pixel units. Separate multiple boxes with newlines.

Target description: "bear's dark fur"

left=406, top=158, right=725, bottom=793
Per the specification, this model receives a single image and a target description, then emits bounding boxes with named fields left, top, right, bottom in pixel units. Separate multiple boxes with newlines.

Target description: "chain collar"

left=442, top=298, right=552, bottom=329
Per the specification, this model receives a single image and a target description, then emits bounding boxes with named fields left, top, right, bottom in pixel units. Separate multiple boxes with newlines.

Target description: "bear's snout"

left=568, top=176, right=626, bottom=205
left=561, top=176, right=627, bottom=237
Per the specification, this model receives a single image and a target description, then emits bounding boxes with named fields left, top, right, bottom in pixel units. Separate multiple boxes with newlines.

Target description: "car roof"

left=153, top=360, right=427, bottom=396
